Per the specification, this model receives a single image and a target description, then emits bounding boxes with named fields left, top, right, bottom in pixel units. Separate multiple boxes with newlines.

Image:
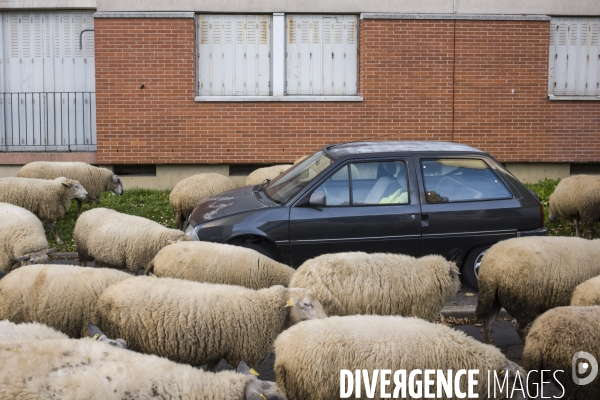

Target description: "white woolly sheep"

left=0, top=337, right=286, bottom=400
left=74, top=207, right=190, bottom=274
left=290, top=252, right=460, bottom=320
left=274, top=315, right=527, bottom=400
left=0, top=320, right=68, bottom=342
left=0, top=202, right=55, bottom=273
left=94, top=277, right=326, bottom=368
left=169, top=173, right=237, bottom=229
left=246, top=165, right=293, bottom=186
left=522, top=306, right=600, bottom=400
left=549, top=175, right=600, bottom=239
left=146, top=241, right=295, bottom=289
left=0, top=264, right=133, bottom=338
left=0, top=177, right=88, bottom=244
left=571, top=275, right=600, bottom=306
left=17, top=161, right=123, bottom=216
left=476, top=236, right=600, bottom=344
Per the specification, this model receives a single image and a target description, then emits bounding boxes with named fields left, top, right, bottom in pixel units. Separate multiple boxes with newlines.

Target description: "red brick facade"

left=95, top=17, right=600, bottom=165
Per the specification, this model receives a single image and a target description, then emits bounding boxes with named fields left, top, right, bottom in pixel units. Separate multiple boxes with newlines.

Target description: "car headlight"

left=184, top=223, right=199, bottom=241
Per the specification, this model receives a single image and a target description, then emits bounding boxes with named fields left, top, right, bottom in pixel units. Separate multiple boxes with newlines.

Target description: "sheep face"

left=12, top=248, right=55, bottom=269
left=239, top=361, right=286, bottom=400
left=285, top=287, right=327, bottom=328
left=60, top=178, right=88, bottom=200
left=109, top=175, right=123, bottom=196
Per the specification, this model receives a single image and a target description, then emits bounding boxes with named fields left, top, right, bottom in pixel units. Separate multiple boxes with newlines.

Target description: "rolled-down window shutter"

left=197, top=14, right=271, bottom=96
left=550, top=17, right=600, bottom=96
left=286, top=14, right=357, bottom=96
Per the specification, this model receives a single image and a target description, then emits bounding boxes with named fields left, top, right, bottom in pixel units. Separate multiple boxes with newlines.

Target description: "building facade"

left=1, top=0, right=599, bottom=187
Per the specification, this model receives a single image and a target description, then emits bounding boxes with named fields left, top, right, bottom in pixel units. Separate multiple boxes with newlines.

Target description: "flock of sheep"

left=0, top=161, right=599, bottom=399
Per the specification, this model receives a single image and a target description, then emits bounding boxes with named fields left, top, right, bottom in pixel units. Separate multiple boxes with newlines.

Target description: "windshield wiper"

left=258, top=179, right=271, bottom=191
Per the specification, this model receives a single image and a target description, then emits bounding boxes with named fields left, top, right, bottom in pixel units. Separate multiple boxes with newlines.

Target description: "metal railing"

left=0, top=92, right=96, bottom=152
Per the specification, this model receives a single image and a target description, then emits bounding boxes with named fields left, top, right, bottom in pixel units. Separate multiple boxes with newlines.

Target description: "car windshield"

left=264, top=151, right=334, bottom=204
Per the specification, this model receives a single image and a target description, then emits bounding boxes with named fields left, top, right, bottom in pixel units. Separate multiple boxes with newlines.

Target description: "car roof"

left=324, top=141, right=485, bottom=158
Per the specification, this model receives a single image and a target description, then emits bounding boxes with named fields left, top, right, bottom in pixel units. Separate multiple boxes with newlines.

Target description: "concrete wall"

left=0, top=0, right=96, bottom=9
left=95, top=0, right=600, bottom=15
left=102, top=164, right=231, bottom=190
left=505, top=163, right=570, bottom=184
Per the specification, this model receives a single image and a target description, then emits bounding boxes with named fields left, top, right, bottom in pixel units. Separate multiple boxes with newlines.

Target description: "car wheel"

left=461, top=244, right=490, bottom=291
left=229, top=236, right=283, bottom=263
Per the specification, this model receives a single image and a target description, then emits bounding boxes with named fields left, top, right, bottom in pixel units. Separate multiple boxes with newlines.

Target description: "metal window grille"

left=570, top=164, right=600, bottom=175
left=229, top=164, right=276, bottom=176
left=113, top=165, right=156, bottom=176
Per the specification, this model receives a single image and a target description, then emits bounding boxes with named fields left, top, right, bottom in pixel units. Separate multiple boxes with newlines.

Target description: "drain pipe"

left=79, top=29, right=94, bottom=50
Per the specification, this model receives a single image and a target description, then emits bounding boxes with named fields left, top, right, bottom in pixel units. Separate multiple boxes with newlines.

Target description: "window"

left=312, top=160, right=409, bottom=206
left=549, top=17, right=600, bottom=99
left=0, top=11, right=96, bottom=151
left=421, top=159, right=512, bottom=203
left=196, top=14, right=359, bottom=100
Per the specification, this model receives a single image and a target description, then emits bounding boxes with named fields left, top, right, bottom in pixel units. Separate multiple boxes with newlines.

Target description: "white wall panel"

left=549, top=17, right=600, bottom=96
left=1, top=10, right=95, bottom=151
left=286, top=14, right=357, bottom=95
left=198, top=14, right=271, bottom=96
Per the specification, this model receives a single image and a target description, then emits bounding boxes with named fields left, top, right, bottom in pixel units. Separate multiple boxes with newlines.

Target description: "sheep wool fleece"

left=0, top=337, right=251, bottom=400
left=0, top=320, right=68, bottom=342
left=290, top=252, right=460, bottom=320
left=0, top=202, right=49, bottom=273
left=477, top=236, right=600, bottom=329
left=148, top=240, right=295, bottom=289
left=74, top=207, right=190, bottom=273
left=0, top=264, right=132, bottom=338
left=522, top=306, right=600, bottom=400
left=95, top=277, right=290, bottom=366
left=571, top=275, right=600, bottom=306
left=274, top=315, right=521, bottom=400
left=17, top=161, right=118, bottom=203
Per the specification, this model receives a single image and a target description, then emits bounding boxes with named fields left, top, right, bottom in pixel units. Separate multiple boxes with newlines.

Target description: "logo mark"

left=572, top=351, right=598, bottom=386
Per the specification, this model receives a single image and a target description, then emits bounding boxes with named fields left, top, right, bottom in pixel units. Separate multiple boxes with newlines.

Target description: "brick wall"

left=95, top=17, right=600, bottom=165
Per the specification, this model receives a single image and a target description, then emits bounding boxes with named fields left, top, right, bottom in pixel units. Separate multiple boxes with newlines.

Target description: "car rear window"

left=420, top=158, right=512, bottom=203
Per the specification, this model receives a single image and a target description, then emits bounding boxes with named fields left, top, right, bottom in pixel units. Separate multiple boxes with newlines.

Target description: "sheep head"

left=109, top=175, right=123, bottom=196
left=284, top=287, right=327, bottom=328
left=58, top=177, right=88, bottom=200
left=12, top=248, right=56, bottom=268
left=238, top=361, right=286, bottom=400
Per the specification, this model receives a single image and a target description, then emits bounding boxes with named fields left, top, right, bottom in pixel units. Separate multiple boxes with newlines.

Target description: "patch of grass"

left=524, top=178, right=600, bottom=238
left=46, top=189, right=173, bottom=252
left=46, top=179, right=594, bottom=253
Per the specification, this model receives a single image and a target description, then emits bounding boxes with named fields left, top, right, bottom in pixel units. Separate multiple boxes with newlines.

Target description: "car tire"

left=229, top=236, right=283, bottom=263
left=461, top=244, right=491, bottom=291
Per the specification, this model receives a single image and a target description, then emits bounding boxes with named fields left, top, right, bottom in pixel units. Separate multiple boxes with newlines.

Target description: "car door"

left=288, top=158, right=422, bottom=267
left=416, top=156, right=523, bottom=262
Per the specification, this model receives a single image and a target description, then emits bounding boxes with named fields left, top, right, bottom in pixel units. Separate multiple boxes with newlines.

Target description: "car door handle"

left=421, top=214, right=429, bottom=227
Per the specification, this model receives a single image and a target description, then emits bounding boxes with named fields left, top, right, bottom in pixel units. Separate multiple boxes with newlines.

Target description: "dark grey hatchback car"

left=184, top=141, right=546, bottom=289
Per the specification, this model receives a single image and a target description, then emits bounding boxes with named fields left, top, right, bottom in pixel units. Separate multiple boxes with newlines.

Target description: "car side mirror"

left=309, top=192, right=326, bottom=207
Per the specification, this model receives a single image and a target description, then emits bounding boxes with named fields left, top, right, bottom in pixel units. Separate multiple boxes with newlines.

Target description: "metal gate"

left=0, top=11, right=96, bottom=151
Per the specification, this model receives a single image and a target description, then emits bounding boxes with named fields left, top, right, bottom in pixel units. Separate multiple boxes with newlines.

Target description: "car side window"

left=351, top=161, right=409, bottom=205
left=312, top=165, right=351, bottom=206
left=421, top=158, right=512, bottom=203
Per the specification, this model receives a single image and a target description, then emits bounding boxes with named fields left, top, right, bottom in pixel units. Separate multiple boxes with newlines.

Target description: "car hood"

left=189, top=185, right=270, bottom=225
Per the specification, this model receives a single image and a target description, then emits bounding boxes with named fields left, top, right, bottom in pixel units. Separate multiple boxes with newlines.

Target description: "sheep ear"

left=285, top=299, right=296, bottom=308
left=449, top=268, right=460, bottom=277
left=87, top=322, right=105, bottom=338
left=112, top=175, right=120, bottom=183
left=46, top=248, right=56, bottom=255
left=237, top=361, right=259, bottom=376
left=13, top=254, right=31, bottom=262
